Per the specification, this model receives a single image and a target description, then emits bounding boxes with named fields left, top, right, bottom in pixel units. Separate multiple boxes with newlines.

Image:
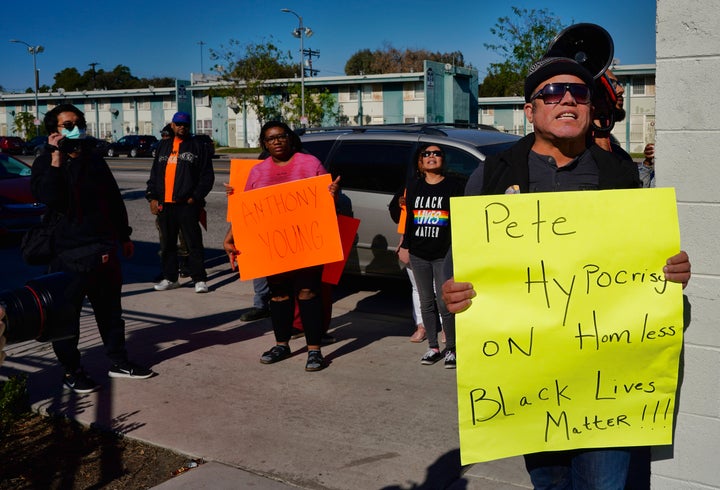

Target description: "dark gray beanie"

left=524, top=57, right=595, bottom=102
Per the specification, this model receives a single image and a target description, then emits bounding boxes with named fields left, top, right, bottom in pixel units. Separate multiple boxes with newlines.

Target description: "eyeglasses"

left=421, top=150, right=443, bottom=158
left=530, top=83, right=591, bottom=105
left=173, top=122, right=190, bottom=127
left=58, top=121, right=78, bottom=130
left=264, top=133, right=289, bottom=144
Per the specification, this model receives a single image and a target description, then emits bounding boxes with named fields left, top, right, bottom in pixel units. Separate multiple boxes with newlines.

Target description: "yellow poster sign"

left=451, top=188, right=683, bottom=465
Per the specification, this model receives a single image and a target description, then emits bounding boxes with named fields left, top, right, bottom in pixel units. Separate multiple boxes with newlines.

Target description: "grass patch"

left=217, top=147, right=261, bottom=154
left=0, top=375, right=30, bottom=433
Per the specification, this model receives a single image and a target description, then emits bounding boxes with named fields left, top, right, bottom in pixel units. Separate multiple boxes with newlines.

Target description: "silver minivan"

left=300, top=124, right=521, bottom=278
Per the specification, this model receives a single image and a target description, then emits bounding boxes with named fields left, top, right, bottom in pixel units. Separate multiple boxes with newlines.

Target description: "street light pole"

left=281, top=8, right=312, bottom=126
left=10, top=39, right=44, bottom=137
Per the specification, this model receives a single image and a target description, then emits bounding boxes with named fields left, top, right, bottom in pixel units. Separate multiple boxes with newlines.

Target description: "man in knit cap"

left=442, top=56, right=692, bottom=488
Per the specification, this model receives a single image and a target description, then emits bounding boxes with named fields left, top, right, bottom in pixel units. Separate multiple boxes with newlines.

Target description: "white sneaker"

left=194, top=281, right=208, bottom=293
left=154, top=279, right=180, bottom=291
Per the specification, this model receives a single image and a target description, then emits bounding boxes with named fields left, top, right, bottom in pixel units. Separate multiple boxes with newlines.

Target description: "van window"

left=302, top=140, right=335, bottom=165
left=329, top=141, right=414, bottom=193
left=443, top=146, right=481, bottom=178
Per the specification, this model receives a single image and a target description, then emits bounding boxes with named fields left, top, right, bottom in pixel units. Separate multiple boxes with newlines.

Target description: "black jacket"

left=31, top=142, right=132, bottom=252
left=145, top=136, right=214, bottom=205
left=474, top=133, right=640, bottom=195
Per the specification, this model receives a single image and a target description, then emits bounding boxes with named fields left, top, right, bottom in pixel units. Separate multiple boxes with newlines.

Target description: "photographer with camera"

left=31, top=104, right=152, bottom=394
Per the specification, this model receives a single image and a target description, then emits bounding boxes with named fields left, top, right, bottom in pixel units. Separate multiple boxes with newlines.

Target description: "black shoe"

left=63, top=368, right=99, bottom=394
left=260, top=345, right=291, bottom=364
left=240, top=307, right=270, bottom=322
left=444, top=350, right=456, bottom=369
left=420, top=349, right=443, bottom=365
left=109, top=361, right=153, bottom=379
left=305, top=350, right=326, bottom=372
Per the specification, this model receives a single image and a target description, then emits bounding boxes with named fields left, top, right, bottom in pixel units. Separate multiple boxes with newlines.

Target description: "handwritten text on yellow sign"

left=451, top=188, right=683, bottom=464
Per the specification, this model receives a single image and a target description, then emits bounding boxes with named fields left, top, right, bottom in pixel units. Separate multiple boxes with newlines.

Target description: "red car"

left=0, top=136, right=26, bottom=155
left=0, top=153, right=46, bottom=237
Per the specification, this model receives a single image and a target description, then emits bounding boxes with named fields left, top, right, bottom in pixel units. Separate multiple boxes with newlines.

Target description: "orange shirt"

left=163, top=138, right=182, bottom=202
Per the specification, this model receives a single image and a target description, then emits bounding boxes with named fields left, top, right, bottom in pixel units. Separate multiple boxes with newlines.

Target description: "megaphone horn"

left=546, top=23, right=614, bottom=79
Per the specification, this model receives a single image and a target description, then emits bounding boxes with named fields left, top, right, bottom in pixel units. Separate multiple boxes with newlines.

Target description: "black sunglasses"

left=421, top=150, right=443, bottom=158
left=530, top=83, right=592, bottom=105
left=58, top=121, right=78, bottom=130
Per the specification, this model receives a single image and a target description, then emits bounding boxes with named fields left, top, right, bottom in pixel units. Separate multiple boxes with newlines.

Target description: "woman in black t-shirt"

left=398, top=145, right=464, bottom=368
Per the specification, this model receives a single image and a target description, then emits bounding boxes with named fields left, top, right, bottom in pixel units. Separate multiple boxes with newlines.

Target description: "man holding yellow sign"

left=442, top=56, right=691, bottom=488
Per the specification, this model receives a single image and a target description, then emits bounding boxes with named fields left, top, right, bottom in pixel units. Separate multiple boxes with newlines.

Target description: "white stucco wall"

left=653, top=1, right=720, bottom=488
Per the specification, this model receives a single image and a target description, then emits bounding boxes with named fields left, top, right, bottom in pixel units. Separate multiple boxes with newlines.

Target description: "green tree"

left=344, top=44, right=467, bottom=75
left=210, top=38, right=296, bottom=127
left=53, top=67, right=84, bottom=91
left=282, top=86, right=344, bottom=127
left=94, top=65, right=139, bottom=90
left=481, top=6, right=565, bottom=96
left=12, top=112, right=38, bottom=138
left=344, top=49, right=375, bottom=75
left=51, top=65, right=173, bottom=91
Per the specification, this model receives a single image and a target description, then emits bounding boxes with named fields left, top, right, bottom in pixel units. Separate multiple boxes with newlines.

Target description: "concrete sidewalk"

left=2, top=250, right=531, bottom=489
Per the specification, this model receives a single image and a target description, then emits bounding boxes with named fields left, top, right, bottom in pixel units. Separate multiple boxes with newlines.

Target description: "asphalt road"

left=0, top=155, right=245, bottom=292
left=1, top=154, right=411, bottom=305
left=107, top=156, right=233, bottom=253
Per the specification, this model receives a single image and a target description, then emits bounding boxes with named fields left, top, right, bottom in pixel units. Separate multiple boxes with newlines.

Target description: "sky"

left=2, top=0, right=657, bottom=93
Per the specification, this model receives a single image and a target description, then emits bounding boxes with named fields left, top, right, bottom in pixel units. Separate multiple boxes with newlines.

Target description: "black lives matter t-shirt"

left=402, top=175, right=465, bottom=261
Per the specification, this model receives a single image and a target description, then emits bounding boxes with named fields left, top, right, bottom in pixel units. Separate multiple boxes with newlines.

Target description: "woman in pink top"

left=245, top=121, right=339, bottom=371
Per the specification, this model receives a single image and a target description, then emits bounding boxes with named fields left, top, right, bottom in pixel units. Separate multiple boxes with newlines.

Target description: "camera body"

left=57, top=136, right=85, bottom=154
left=0, top=273, right=76, bottom=344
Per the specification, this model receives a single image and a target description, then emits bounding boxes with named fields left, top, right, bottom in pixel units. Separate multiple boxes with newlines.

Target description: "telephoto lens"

left=0, top=272, right=76, bottom=344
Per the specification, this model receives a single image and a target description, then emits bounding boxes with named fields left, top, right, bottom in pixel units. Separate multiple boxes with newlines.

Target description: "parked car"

left=0, top=136, right=26, bottom=155
left=193, top=134, right=216, bottom=158
left=0, top=153, right=46, bottom=238
left=92, top=138, right=111, bottom=156
left=150, top=140, right=160, bottom=158
left=149, top=134, right=215, bottom=159
left=106, top=135, right=158, bottom=157
left=22, top=135, right=49, bottom=156
left=299, top=124, right=521, bottom=278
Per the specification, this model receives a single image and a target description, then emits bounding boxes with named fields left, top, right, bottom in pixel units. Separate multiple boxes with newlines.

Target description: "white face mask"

left=61, top=125, right=85, bottom=139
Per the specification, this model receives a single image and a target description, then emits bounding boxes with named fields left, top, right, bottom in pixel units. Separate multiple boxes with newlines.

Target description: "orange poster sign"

left=229, top=174, right=343, bottom=280
left=227, top=159, right=263, bottom=222
left=322, top=214, right=361, bottom=285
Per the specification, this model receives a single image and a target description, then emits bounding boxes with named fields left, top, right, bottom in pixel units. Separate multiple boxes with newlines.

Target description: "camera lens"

left=0, top=272, right=76, bottom=344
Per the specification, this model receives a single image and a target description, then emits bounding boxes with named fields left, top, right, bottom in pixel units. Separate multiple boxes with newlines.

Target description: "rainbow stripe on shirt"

left=413, top=209, right=449, bottom=226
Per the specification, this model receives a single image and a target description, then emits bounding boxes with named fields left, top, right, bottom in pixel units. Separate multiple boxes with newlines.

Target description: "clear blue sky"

left=2, top=0, right=656, bottom=93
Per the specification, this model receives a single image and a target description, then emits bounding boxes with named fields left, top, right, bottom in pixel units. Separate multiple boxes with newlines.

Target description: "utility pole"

left=88, top=62, right=100, bottom=89
left=303, top=49, right=320, bottom=77
left=198, top=41, right=206, bottom=75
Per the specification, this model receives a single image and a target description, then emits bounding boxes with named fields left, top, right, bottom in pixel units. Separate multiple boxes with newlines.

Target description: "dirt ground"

left=0, top=412, right=199, bottom=489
